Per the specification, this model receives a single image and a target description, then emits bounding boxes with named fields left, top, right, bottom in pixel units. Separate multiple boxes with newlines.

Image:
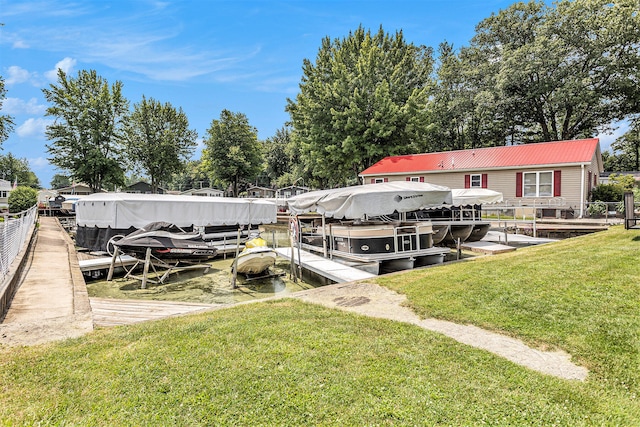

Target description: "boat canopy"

left=450, top=188, right=503, bottom=206
left=287, top=181, right=452, bottom=219
left=76, top=193, right=277, bottom=229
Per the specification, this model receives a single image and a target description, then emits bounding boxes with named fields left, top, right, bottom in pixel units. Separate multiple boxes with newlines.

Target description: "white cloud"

left=4, top=66, right=33, bottom=85
left=12, top=40, right=30, bottom=49
left=1, top=97, right=47, bottom=115
left=28, top=157, right=50, bottom=169
left=44, top=57, right=77, bottom=82
left=16, top=118, right=53, bottom=138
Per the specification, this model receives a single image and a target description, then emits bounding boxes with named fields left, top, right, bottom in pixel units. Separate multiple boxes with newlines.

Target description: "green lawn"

left=1, top=226, right=639, bottom=425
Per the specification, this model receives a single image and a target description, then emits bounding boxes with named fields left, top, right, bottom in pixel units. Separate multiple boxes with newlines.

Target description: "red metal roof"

left=360, top=138, right=600, bottom=176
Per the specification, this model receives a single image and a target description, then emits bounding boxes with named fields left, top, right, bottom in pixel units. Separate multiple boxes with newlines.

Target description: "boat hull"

left=235, top=247, right=277, bottom=275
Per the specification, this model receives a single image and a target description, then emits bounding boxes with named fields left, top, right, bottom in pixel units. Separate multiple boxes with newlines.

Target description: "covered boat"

left=234, top=234, right=277, bottom=275
left=110, top=222, right=218, bottom=260
left=416, top=188, right=503, bottom=245
left=75, top=193, right=277, bottom=252
left=287, top=182, right=453, bottom=274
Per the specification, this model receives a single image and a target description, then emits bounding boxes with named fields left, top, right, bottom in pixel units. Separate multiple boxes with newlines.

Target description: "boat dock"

left=275, top=247, right=375, bottom=283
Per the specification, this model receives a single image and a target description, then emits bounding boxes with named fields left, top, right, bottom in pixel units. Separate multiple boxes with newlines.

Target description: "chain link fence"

left=0, top=205, right=38, bottom=282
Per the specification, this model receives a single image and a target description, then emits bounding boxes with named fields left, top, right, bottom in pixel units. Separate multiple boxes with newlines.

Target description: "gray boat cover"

left=287, top=181, right=452, bottom=219
left=450, top=188, right=503, bottom=206
left=75, top=193, right=277, bottom=229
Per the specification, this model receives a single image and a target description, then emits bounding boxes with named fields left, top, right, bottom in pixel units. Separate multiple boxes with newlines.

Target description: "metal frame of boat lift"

left=106, top=245, right=211, bottom=289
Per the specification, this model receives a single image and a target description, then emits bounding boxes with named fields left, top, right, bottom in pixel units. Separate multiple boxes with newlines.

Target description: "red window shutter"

left=384, top=178, right=388, bottom=182
left=464, top=174, right=470, bottom=189
left=419, top=176, right=425, bottom=182
left=406, top=177, right=410, bottom=181
left=481, top=173, right=488, bottom=188
left=516, top=172, right=523, bottom=197
left=371, top=179, right=375, bottom=184
left=554, top=170, right=561, bottom=197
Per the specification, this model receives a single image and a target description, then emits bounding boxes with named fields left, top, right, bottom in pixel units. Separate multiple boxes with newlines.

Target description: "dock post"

left=141, top=247, right=152, bottom=289
left=107, top=246, right=119, bottom=281
left=296, top=216, right=303, bottom=278
left=231, top=228, right=241, bottom=288
left=288, top=217, right=297, bottom=282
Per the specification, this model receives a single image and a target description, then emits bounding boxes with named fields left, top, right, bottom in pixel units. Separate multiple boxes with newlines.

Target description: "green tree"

left=50, top=173, right=71, bottom=189
left=8, top=186, right=37, bottom=213
left=468, top=0, right=640, bottom=143
left=0, top=76, right=15, bottom=145
left=43, top=69, right=128, bottom=192
left=123, top=96, right=198, bottom=194
left=263, top=126, right=292, bottom=186
left=0, top=153, right=40, bottom=188
left=611, top=118, right=640, bottom=171
left=202, top=110, right=263, bottom=197
left=287, top=26, right=434, bottom=186
left=166, top=160, right=217, bottom=192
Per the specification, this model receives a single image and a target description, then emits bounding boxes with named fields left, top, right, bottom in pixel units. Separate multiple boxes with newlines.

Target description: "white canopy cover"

left=287, top=181, right=453, bottom=219
left=76, top=193, right=277, bottom=229
left=450, top=188, right=503, bottom=206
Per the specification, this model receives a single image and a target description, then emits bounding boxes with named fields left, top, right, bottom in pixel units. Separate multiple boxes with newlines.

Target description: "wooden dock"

left=78, top=254, right=139, bottom=272
left=90, top=298, right=219, bottom=327
left=275, top=247, right=375, bottom=283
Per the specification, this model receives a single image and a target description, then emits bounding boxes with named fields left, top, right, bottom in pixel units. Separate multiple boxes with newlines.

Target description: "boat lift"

left=106, top=243, right=211, bottom=290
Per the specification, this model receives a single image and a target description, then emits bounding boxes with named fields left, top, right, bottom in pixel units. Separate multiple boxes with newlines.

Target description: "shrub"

left=8, top=186, right=38, bottom=213
left=587, top=200, right=607, bottom=216
left=590, top=184, right=624, bottom=202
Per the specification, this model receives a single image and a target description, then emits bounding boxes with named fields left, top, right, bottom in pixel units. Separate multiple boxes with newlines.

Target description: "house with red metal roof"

left=359, top=138, right=603, bottom=218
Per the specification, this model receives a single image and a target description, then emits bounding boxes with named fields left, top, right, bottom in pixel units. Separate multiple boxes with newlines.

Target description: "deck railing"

left=0, top=205, right=38, bottom=282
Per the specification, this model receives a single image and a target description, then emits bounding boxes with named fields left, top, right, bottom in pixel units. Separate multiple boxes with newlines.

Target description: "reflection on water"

left=86, top=224, right=324, bottom=305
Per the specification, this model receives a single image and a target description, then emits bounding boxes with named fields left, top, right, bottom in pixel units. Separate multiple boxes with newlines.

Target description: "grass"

left=1, top=225, right=639, bottom=425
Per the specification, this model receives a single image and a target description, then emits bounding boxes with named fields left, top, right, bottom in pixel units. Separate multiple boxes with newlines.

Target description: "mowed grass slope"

left=1, top=226, right=639, bottom=425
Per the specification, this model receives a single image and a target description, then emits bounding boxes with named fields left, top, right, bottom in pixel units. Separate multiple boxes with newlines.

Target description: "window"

left=373, top=178, right=384, bottom=183
left=470, top=174, right=482, bottom=188
left=410, top=176, right=420, bottom=182
left=0, top=191, right=6, bottom=198
left=523, top=171, right=553, bottom=197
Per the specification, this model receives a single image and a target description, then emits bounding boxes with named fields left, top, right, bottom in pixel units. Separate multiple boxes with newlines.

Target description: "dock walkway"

left=275, top=247, right=375, bottom=283
left=0, top=217, right=93, bottom=346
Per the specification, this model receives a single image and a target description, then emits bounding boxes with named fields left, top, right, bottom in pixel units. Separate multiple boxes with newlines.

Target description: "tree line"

left=0, top=0, right=639, bottom=192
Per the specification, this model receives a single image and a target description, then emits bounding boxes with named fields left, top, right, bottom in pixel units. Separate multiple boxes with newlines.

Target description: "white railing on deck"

left=0, top=205, right=38, bottom=282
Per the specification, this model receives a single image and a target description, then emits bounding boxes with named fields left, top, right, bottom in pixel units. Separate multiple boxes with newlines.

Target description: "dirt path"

left=291, top=282, right=588, bottom=381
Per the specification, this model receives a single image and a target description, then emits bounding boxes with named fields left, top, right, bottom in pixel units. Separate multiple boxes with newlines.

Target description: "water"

left=85, top=224, right=323, bottom=305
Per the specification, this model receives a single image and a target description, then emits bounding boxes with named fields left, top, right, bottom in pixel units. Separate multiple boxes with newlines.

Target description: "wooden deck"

left=90, top=298, right=219, bottom=327
left=275, top=247, right=375, bottom=283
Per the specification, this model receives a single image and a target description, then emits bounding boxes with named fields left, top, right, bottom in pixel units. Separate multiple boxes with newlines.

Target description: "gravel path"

left=292, top=281, right=588, bottom=381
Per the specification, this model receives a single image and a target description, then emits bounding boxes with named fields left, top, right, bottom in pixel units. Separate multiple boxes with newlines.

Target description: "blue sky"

left=0, top=0, right=626, bottom=188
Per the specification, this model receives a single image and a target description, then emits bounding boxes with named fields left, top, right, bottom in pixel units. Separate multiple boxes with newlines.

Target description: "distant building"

left=56, top=183, right=95, bottom=196
left=276, top=185, right=309, bottom=199
left=125, top=181, right=166, bottom=194
left=0, top=179, right=13, bottom=211
left=245, top=186, right=276, bottom=198
left=181, top=187, right=224, bottom=197
left=360, top=138, right=603, bottom=218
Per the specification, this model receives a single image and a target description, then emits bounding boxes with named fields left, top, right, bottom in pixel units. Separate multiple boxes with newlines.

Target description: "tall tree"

left=611, top=118, right=640, bottom=171
left=43, top=69, right=128, bottom=192
left=468, top=0, right=640, bottom=143
left=263, top=126, right=292, bottom=186
left=123, top=96, right=197, bottom=193
left=50, top=173, right=71, bottom=190
left=286, top=26, right=434, bottom=186
left=0, top=153, right=40, bottom=188
left=202, top=110, right=263, bottom=197
left=0, top=76, right=15, bottom=145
